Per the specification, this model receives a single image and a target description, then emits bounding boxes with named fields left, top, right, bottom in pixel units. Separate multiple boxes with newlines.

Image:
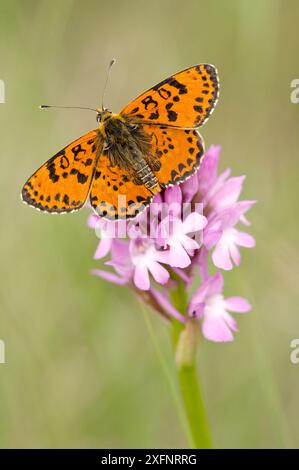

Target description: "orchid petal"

left=94, top=238, right=112, bottom=259
left=91, top=269, right=128, bottom=285
left=212, top=241, right=233, bottom=270
left=183, top=212, right=207, bottom=233
left=225, top=297, right=252, bottom=313
left=147, top=260, right=170, bottom=285
left=202, top=315, right=234, bottom=342
left=236, top=231, right=256, bottom=248
left=134, top=263, right=150, bottom=290
left=168, top=243, right=191, bottom=268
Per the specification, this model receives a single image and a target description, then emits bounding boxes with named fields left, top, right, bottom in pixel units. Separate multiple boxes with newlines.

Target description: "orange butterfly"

left=22, top=63, right=219, bottom=219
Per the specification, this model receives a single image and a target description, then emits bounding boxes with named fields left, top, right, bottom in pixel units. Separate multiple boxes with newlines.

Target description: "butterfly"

left=22, top=64, right=219, bottom=220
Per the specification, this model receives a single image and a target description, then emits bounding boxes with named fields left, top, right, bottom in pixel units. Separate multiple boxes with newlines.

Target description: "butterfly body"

left=22, top=64, right=219, bottom=219
left=100, top=112, right=161, bottom=194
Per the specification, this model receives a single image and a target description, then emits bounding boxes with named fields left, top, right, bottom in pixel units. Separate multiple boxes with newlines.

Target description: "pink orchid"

left=189, top=272, right=251, bottom=342
left=89, top=145, right=256, bottom=343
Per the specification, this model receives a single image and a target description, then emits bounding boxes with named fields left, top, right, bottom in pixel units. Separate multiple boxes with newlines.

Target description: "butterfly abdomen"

left=131, top=159, right=161, bottom=194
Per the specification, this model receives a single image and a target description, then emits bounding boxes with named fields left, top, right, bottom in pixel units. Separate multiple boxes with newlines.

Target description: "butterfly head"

left=96, top=108, right=113, bottom=124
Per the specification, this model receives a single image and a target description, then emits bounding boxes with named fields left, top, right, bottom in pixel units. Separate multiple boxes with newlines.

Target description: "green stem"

left=171, top=279, right=213, bottom=449
left=176, top=357, right=212, bottom=448
left=139, top=301, right=193, bottom=446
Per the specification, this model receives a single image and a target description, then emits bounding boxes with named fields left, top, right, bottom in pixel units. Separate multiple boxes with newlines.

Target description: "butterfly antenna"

left=101, top=58, right=116, bottom=111
left=39, top=104, right=98, bottom=112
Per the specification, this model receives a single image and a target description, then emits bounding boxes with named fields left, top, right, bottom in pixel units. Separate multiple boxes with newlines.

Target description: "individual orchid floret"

left=208, top=200, right=256, bottom=270
left=129, top=238, right=170, bottom=290
left=189, top=272, right=251, bottom=342
left=157, top=212, right=207, bottom=268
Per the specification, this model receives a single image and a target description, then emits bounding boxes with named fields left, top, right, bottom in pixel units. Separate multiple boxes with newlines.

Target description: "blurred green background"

left=0, top=0, right=298, bottom=448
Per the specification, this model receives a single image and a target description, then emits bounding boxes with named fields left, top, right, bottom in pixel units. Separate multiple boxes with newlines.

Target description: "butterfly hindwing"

left=143, top=125, right=205, bottom=187
left=121, top=64, right=219, bottom=129
left=89, top=153, right=153, bottom=219
left=22, top=130, right=100, bottom=213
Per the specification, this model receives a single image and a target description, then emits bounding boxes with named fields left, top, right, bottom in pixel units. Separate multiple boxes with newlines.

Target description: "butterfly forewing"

left=121, top=64, right=219, bottom=129
left=22, top=130, right=101, bottom=213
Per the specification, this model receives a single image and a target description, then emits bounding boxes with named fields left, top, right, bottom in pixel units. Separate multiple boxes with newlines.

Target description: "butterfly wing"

left=22, top=130, right=101, bottom=213
left=143, top=125, right=205, bottom=186
left=121, top=64, right=219, bottom=128
left=89, top=153, right=153, bottom=219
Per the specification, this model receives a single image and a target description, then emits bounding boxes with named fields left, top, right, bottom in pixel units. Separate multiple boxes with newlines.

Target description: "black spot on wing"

left=149, top=110, right=160, bottom=120
left=47, top=161, right=59, bottom=183
left=70, top=168, right=88, bottom=184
